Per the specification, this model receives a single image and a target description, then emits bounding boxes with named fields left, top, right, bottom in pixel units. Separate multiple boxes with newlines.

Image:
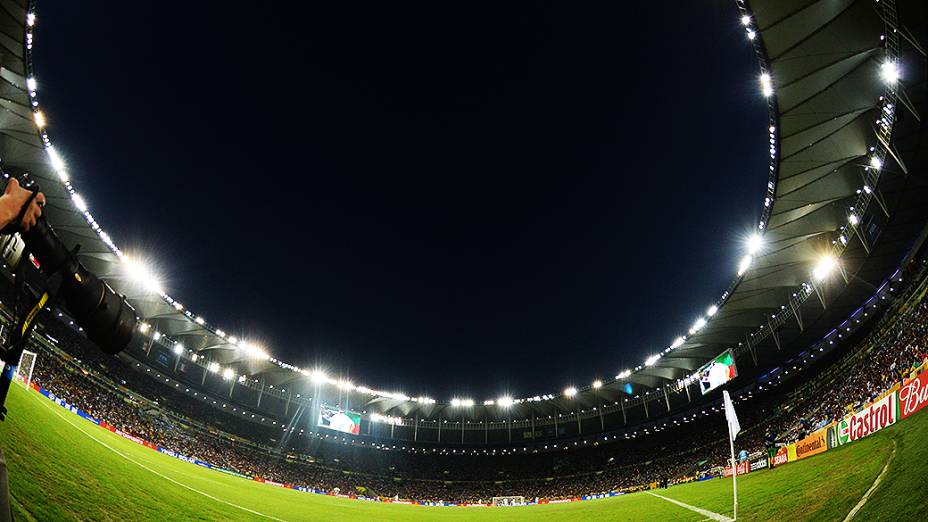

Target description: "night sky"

left=34, top=2, right=767, bottom=399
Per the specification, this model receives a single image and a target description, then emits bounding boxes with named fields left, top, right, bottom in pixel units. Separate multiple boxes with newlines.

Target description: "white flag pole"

left=728, top=420, right=738, bottom=521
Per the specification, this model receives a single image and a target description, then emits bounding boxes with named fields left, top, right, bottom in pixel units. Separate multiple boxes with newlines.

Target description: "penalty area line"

left=31, top=391, right=288, bottom=522
left=646, top=491, right=733, bottom=522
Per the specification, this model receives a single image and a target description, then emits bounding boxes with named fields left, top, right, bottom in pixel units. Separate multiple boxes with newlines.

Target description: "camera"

left=0, top=174, right=138, bottom=418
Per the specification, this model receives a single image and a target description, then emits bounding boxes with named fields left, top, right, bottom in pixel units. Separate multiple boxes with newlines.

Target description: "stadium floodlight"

left=737, top=255, right=752, bottom=276
left=707, top=305, right=718, bottom=317
left=670, top=336, right=685, bottom=349
left=172, top=343, right=183, bottom=355
left=222, top=368, right=235, bottom=381
left=26, top=77, right=36, bottom=92
left=747, top=233, right=763, bottom=255
left=564, top=387, right=577, bottom=397
left=153, top=331, right=162, bottom=341
left=195, top=316, right=205, bottom=325
left=869, top=156, right=882, bottom=170
left=310, top=369, right=327, bottom=384
left=759, top=73, right=773, bottom=97
left=462, top=398, right=475, bottom=407
left=208, top=362, right=220, bottom=373
left=848, top=214, right=859, bottom=226
left=71, top=192, right=87, bottom=212
left=880, top=61, right=900, bottom=84
left=451, top=398, right=462, bottom=407
left=616, top=369, right=631, bottom=379
left=26, top=12, right=35, bottom=26
left=747, top=29, right=756, bottom=40
left=740, top=15, right=751, bottom=26
left=691, top=317, right=707, bottom=333
left=46, top=146, right=64, bottom=171
left=497, top=396, right=514, bottom=408
left=138, top=322, right=150, bottom=334
left=337, top=379, right=353, bottom=391
left=123, top=257, right=163, bottom=294
left=592, top=380, right=603, bottom=389
left=812, top=254, right=837, bottom=282
left=645, top=354, right=660, bottom=367
left=33, top=111, right=46, bottom=128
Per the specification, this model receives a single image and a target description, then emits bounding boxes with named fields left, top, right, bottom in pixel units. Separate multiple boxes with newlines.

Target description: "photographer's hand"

left=0, top=178, right=46, bottom=232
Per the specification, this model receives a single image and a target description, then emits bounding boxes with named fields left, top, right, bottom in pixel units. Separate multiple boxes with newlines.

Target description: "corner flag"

left=723, top=390, right=741, bottom=520
left=723, top=390, right=741, bottom=441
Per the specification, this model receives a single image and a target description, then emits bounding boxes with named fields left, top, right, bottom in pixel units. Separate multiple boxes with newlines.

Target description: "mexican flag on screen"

left=700, top=350, right=738, bottom=395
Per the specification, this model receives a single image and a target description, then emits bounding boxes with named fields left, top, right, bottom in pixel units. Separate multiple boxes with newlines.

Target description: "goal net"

left=14, top=349, right=37, bottom=388
left=491, top=496, right=525, bottom=507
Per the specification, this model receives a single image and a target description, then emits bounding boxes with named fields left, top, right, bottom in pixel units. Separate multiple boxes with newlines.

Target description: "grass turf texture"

left=1, top=384, right=927, bottom=521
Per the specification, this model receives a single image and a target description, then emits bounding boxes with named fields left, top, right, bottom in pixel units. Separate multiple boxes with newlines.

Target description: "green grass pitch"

left=2, top=383, right=927, bottom=521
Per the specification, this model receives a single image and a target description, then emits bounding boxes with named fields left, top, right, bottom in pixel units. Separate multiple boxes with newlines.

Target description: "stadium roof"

left=0, top=0, right=925, bottom=423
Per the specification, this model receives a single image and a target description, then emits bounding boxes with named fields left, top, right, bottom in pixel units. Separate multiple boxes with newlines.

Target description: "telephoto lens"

left=0, top=185, right=138, bottom=354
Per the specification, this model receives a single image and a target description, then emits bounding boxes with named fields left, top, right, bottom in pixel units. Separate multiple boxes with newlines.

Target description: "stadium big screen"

left=698, top=349, right=738, bottom=395
left=318, top=406, right=362, bottom=435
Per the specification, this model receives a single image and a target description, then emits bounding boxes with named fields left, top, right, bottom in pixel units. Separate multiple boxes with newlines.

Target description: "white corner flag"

left=723, top=390, right=741, bottom=441
left=723, top=390, right=740, bottom=520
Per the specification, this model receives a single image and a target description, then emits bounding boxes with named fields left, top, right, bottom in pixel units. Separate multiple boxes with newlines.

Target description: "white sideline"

left=842, top=440, right=896, bottom=522
left=30, top=391, right=288, bottom=521
left=646, top=491, right=733, bottom=522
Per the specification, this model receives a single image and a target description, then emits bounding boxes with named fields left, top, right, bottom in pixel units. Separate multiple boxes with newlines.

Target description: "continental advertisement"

left=793, top=430, right=827, bottom=460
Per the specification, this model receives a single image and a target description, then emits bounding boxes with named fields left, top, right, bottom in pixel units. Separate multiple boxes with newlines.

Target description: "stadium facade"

left=0, top=0, right=925, bottom=455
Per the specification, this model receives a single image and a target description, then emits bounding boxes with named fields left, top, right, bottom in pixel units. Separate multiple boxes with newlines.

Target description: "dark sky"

left=34, top=1, right=767, bottom=399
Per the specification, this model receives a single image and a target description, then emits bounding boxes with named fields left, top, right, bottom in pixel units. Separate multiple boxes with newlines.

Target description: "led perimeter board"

left=318, top=406, right=361, bottom=435
left=699, top=349, right=738, bottom=395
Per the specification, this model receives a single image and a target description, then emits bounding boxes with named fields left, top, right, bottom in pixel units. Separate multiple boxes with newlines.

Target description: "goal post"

left=14, top=350, right=37, bottom=388
left=491, top=496, right=525, bottom=506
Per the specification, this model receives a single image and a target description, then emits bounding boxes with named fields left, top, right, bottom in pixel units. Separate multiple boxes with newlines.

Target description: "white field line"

left=646, top=491, right=734, bottom=522
left=842, top=440, right=897, bottom=522
left=31, top=392, right=288, bottom=522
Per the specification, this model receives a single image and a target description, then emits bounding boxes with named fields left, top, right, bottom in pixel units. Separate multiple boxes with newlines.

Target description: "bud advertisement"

left=899, top=368, right=928, bottom=420
left=834, top=392, right=897, bottom=445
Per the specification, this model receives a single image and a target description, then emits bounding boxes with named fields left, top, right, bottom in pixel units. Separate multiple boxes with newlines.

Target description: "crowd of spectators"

left=16, top=271, right=928, bottom=503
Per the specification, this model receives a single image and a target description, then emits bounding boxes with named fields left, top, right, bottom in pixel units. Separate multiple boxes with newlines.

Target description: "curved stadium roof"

left=0, top=0, right=925, bottom=428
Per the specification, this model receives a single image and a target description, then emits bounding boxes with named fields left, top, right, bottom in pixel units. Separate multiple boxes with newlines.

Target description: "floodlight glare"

left=645, top=354, right=660, bottom=367
left=222, top=368, right=235, bottom=380
left=497, top=396, right=514, bottom=408
left=462, top=399, right=475, bottom=407
left=737, top=255, right=753, bottom=276
left=310, top=369, right=327, bottom=384
left=451, top=398, right=462, bottom=407
left=747, top=233, right=763, bottom=255
left=592, top=380, right=603, bottom=389
left=812, top=254, right=837, bottom=282
left=880, top=61, right=900, bottom=84
left=208, top=362, right=220, bottom=373
left=707, top=305, right=718, bottom=317
left=33, top=111, right=46, bottom=128
left=740, top=15, right=751, bottom=26
left=172, top=343, right=183, bottom=355
left=759, top=73, right=773, bottom=97
left=869, top=156, right=882, bottom=170
left=564, top=387, right=577, bottom=397
left=849, top=214, right=859, bottom=226
left=670, top=336, right=685, bottom=349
